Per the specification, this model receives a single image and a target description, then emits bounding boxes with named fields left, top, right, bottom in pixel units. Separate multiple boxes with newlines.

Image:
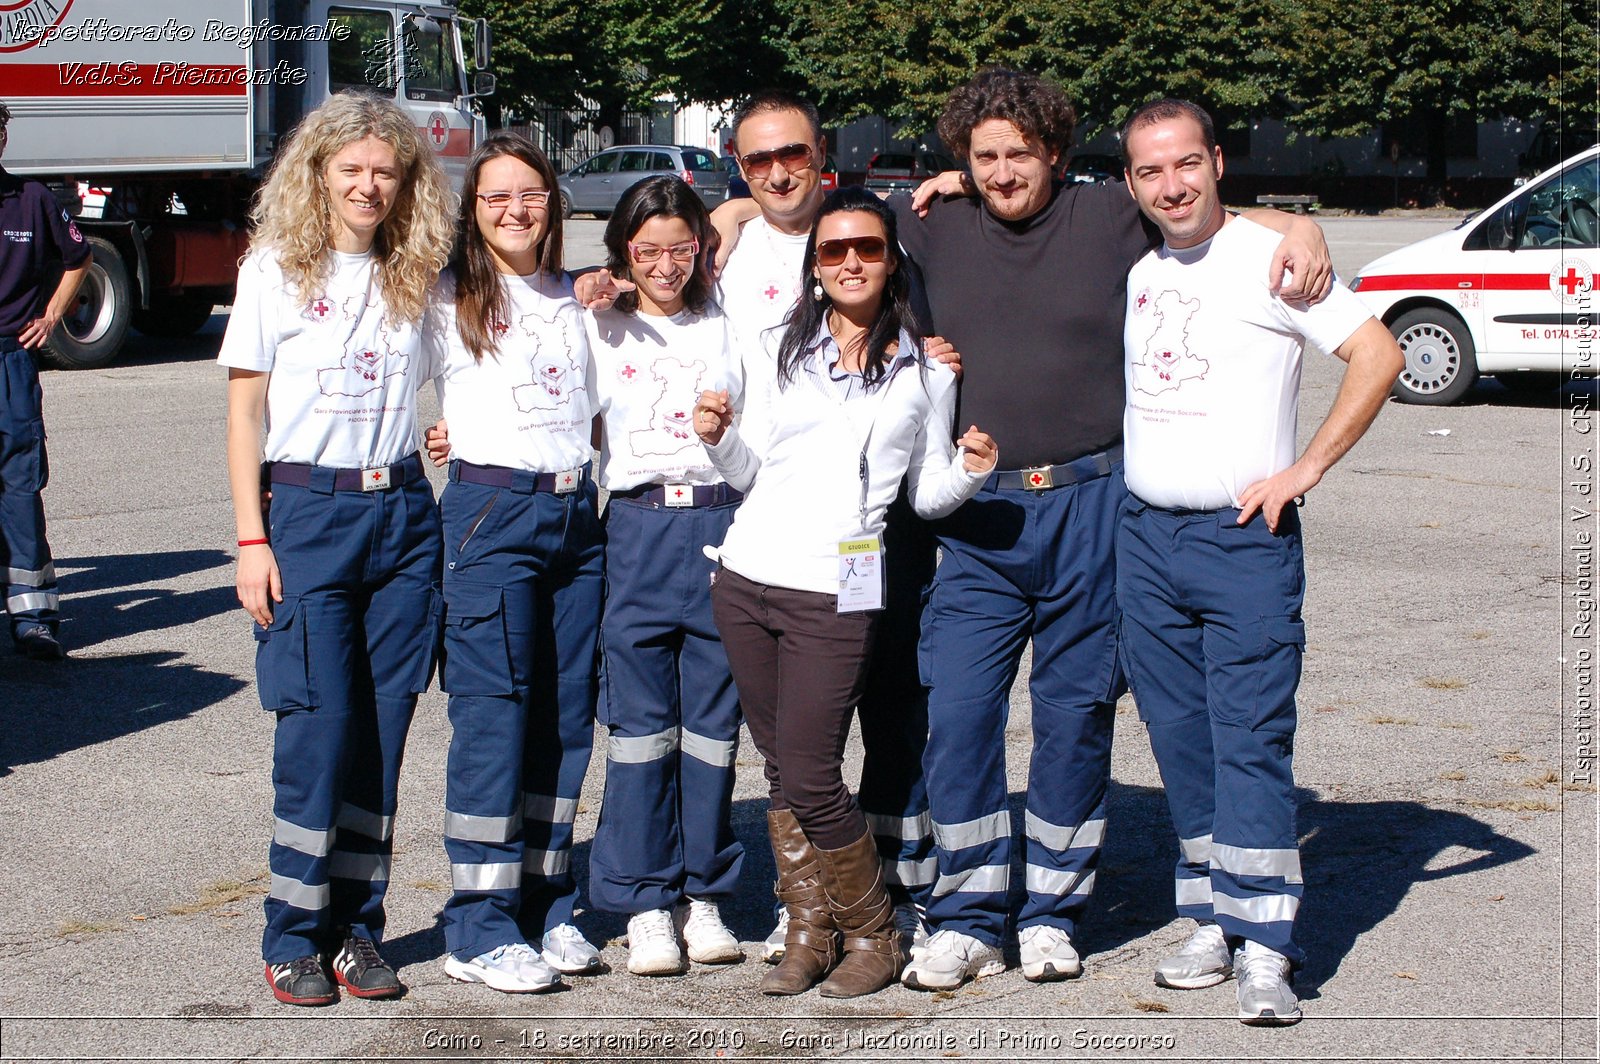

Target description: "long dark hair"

left=602, top=175, right=717, bottom=316
left=452, top=131, right=564, bottom=361
left=776, top=187, right=920, bottom=389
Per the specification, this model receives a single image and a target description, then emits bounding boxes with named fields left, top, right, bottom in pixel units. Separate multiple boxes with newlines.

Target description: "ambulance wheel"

left=1389, top=307, right=1478, bottom=406
left=42, top=235, right=131, bottom=370
left=133, top=292, right=216, bottom=337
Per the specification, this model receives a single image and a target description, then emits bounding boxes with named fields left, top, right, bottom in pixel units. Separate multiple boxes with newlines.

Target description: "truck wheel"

left=1389, top=307, right=1479, bottom=406
left=133, top=292, right=216, bottom=337
left=42, top=235, right=131, bottom=370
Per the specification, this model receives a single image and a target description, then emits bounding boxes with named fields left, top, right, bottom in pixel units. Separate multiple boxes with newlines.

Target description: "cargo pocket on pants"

left=441, top=580, right=516, bottom=696
left=1253, top=615, right=1305, bottom=735
left=254, top=595, right=317, bottom=711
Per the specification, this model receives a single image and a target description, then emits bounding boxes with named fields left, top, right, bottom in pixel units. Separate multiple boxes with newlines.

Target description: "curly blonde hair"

left=248, top=91, right=454, bottom=325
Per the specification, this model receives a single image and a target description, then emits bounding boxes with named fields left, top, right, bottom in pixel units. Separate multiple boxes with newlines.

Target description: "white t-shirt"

left=1122, top=217, right=1373, bottom=511
left=217, top=247, right=429, bottom=467
left=586, top=304, right=742, bottom=492
left=426, top=270, right=594, bottom=472
left=717, top=217, right=809, bottom=356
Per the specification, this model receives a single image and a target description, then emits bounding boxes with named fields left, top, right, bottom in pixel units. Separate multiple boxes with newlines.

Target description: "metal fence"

left=506, top=102, right=655, bottom=174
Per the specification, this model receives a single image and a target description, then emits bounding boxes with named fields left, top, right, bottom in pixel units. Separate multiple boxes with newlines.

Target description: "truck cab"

left=0, top=0, right=491, bottom=369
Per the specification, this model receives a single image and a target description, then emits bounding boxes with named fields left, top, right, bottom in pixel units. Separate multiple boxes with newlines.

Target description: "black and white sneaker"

left=332, top=935, right=403, bottom=999
left=266, top=955, right=337, bottom=1006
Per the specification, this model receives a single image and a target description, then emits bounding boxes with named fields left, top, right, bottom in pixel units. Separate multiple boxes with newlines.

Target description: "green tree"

left=1283, top=0, right=1559, bottom=181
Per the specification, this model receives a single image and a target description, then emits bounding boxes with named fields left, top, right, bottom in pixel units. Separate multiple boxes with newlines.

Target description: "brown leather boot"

left=815, top=830, right=906, bottom=998
left=760, top=809, right=837, bottom=995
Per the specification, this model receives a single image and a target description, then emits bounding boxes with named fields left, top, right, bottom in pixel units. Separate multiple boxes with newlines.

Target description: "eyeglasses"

left=815, top=236, right=889, bottom=267
left=738, top=142, right=815, bottom=178
left=628, top=239, right=700, bottom=263
left=476, top=189, right=551, bottom=211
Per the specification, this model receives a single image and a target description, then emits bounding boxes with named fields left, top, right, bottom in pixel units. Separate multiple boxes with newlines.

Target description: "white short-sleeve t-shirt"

left=217, top=247, right=428, bottom=467
left=717, top=217, right=808, bottom=356
left=427, top=269, right=594, bottom=473
left=586, top=304, right=742, bottom=492
left=1122, top=217, right=1373, bottom=511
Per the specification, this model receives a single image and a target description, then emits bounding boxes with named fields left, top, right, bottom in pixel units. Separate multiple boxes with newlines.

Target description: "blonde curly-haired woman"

left=219, top=91, right=453, bottom=1007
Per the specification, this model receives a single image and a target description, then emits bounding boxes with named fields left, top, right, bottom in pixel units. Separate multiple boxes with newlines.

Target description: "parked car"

left=1351, top=143, right=1600, bottom=404
left=722, top=155, right=751, bottom=200
left=863, top=150, right=958, bottom=195
left=1062, top=152, right=1123, bottom=184
left=558, top=144, right=727, bottom=218
left=819, top=154, right=840, bottom=191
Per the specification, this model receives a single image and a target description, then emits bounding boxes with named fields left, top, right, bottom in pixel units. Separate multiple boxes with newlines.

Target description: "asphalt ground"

left=0, top=216, right=1595, bottom=1063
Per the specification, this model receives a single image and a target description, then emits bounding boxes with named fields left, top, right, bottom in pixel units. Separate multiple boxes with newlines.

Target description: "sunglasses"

left=629, top=239, right=700, bottom=264
left=815, top=236, right=889, bottom=267
left=476, top=189, right=550, bottom=211
left=738, top=142, right=814, bottom=178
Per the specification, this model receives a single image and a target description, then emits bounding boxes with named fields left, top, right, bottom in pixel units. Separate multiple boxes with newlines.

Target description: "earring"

left=812, top=283, right=824, bottom=302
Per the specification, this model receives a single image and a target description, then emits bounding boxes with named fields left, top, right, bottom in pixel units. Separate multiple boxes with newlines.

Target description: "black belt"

left=268, top=453, right=425, bottom=492
left=612, top=482, right=745, bottom=508
left=449, top=459, right=589, bottom=494
left=991, top=445, right=1123, bottom=492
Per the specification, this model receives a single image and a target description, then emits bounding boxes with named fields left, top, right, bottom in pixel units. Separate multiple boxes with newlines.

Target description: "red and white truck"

left=0, top=0, right=492, bottom=368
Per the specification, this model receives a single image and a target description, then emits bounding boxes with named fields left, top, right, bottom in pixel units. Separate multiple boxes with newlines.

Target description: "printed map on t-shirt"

left=1130, top=288, right=1210, bottom=397
left=509, top=309, right=580, bottom=412
left=316, top=322, right=409, bottom=398
left=628, top=357, right=707, bottom=457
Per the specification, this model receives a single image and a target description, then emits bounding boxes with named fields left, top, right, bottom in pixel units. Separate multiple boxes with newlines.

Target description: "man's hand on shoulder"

left=910, top=171, right=975, bottom=217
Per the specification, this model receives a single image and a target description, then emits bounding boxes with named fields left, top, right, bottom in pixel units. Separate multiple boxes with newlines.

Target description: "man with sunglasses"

left=891, top=69, right=1334, bottom=992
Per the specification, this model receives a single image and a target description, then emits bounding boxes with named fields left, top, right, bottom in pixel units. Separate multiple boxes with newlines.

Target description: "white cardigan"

left=707, top=329, right=988, bottom=595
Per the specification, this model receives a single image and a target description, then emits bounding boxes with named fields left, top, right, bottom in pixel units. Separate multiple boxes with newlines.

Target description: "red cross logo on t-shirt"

left=309, top=299, right=334, bottom=321
left=764, top=285, right=780, bottom=301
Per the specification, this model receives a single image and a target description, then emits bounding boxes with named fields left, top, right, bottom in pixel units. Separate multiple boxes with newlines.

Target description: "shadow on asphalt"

left=384, top=782, right=1535, bottom=990
left=57, top=550, right=241, bottom=652
left=0, top=549, right=247, bottom=776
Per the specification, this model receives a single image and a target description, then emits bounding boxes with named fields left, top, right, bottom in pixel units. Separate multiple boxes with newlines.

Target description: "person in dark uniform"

left=0, top=99, right=89, bottom=661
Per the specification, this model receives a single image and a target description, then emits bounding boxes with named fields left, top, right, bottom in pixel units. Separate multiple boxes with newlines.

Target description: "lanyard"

left=802, top=335, right=897, bottom=533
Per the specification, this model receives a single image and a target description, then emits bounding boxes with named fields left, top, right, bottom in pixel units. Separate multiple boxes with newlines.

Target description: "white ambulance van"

left=1352, top=145, right=1599, bottom=405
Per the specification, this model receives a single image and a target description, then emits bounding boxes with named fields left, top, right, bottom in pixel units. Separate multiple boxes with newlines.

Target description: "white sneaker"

left=444, top=942, right=561, bottom=993
left=901, top=929, right=1005, bottom=991
left=678, top=898, right=743, bottom=964
left=893, top=901, right=929, bottom=957
left=1236, top=941, right=1301, bottom=1026
left=1154, top=922, right=1232, bottom=989
left=541, top=923, right=602, bottom=974
left=1018, top=924, right=1082, bottom=982
left=762, top=908, right=789, bottom=964
left=626, top=909, right=686, bottom=976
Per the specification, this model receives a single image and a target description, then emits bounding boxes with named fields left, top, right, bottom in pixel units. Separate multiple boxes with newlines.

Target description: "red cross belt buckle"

left=664, top=482, right=693, bottom=508
left=554, top=469, right=580, bottom=494
left=1021, top=465, right=1054, bottom=491
left=361, top=466, right=392, bottom=492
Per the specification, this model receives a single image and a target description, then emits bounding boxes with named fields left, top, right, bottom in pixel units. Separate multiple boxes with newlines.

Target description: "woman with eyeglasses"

left=426, top=131, right=604, bottom=994
left=220, top=91, right=453, bottom=1007
left=582, top=175, right=747, bottom=977
left=694, top=187, right=999, bottom=998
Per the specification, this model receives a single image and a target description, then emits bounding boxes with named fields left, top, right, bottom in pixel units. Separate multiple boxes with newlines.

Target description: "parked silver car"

left=558, top=145, right=728, bottom=218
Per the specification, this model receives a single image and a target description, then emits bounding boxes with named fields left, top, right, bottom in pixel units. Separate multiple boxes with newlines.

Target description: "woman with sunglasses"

left=427, top=132, right=604, bottom=994
left=583, top=175, right=747, bottom=977
left=695, top=187, right=999, bottom=997
left=221, top=91, right=453, bottom=1007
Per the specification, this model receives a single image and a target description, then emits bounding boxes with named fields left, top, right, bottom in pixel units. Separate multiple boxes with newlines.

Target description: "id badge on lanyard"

left=837, top=531, right=883, bottom=613
left=836, top=392, right=889, bottom=614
